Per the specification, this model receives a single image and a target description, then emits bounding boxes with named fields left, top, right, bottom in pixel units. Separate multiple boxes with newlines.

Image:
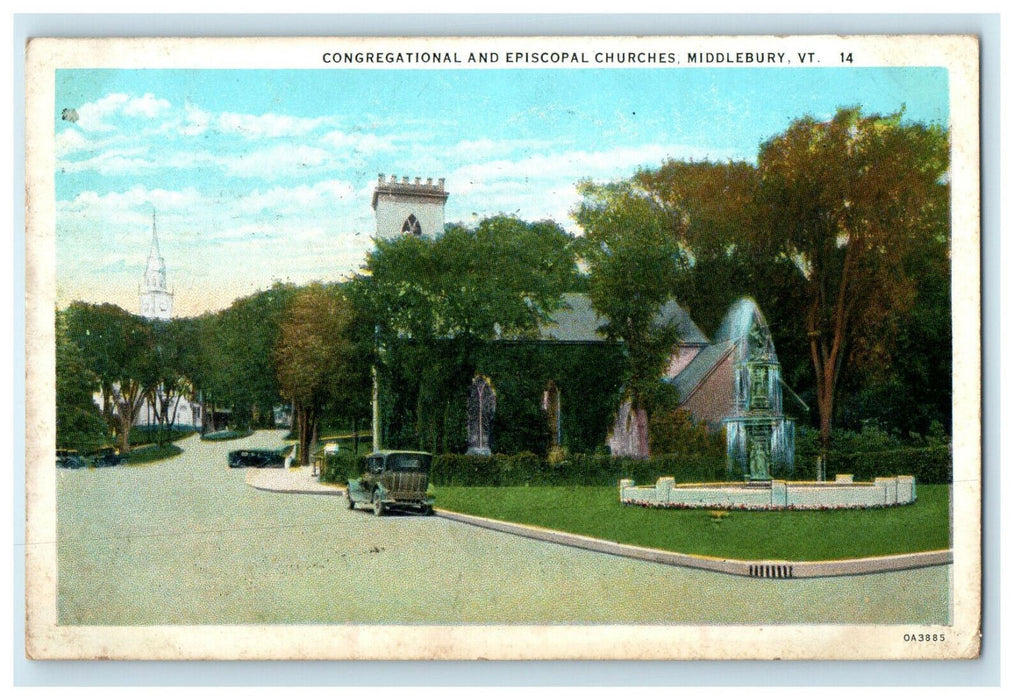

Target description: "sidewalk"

left=245, top=465, right=348, bottom=496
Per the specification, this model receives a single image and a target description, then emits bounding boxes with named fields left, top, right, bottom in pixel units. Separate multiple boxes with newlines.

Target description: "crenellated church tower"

left=139, top=211, right=173, bottom=320
left=371, top=174, right=448, bottom=241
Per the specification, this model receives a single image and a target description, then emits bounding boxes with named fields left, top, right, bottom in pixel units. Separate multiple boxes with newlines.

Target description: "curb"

left=435, top=509, right=952, bottom=579
left=242, top=473, right=952, bottom=579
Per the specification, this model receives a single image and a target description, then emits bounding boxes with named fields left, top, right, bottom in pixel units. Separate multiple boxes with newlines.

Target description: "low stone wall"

left=620, top=475, right=916, bottom=511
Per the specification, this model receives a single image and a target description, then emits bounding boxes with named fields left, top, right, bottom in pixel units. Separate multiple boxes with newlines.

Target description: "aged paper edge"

left=24, top=34, right=982, bottom=661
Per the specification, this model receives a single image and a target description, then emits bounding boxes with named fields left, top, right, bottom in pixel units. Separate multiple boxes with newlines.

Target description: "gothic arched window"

left=402, top=214, right=423, bottom=237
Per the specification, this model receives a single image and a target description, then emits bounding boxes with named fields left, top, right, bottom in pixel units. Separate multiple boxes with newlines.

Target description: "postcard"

left=24, top=34, right=981, bottom=660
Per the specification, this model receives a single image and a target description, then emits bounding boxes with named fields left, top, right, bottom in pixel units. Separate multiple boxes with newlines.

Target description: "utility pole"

left=371, top=365, right=381, bottom=452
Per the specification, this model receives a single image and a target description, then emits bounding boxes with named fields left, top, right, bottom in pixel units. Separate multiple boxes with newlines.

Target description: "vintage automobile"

left=89, top=446, right=124, bottom=467
left=227, top=447, right=292, bottom=469
left=56, top=449, right=86, bottom=469
left=346, top=450, right=434, bottom=516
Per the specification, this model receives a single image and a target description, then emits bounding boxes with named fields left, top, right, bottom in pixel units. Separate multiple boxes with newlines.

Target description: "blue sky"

left=54, top=66, right=948, bottom=316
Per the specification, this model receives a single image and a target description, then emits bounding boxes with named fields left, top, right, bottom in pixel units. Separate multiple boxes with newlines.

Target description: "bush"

left=649, top=408, right=726, bottom=458
left=201, top=429, right=254, bottom=442
left=124, top=443, right=183, bottom=464
left=429, top=451, right=726, bottom=487
left=790, top=424, right=950, bottom=484
left=129, top=425, right=197, bottom=446
left=827, top=445, right=951, bottom=484
left=319, top=453, right=364, bottom=484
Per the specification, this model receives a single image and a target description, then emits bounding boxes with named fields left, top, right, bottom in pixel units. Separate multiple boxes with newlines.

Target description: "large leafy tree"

left=574, top=180, right=684, bottom=454
left=275, top=284, right=358, bottom=464
left=63, top=302, right=155, bottom=453
left=55, top=310, right=109, bottom=452
left=754, top=107, right=950, bottom=459
left=354, top=216, right=579, bottom=450
left=629, top=159, right=813, bottom=417
left=200, top=284, right=296, bottom=428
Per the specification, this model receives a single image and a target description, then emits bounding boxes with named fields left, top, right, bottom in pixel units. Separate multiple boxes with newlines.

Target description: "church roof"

left=540, top=293, right=709, bottom=344
left=668, top=340, right=736, bottom=402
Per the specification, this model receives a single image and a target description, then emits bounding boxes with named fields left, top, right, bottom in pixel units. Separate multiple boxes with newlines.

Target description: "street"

left=57, top=430, right=950, bottom=625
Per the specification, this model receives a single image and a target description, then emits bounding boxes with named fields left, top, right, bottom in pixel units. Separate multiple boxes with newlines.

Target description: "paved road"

left=57, top=431, right=950, bottom=625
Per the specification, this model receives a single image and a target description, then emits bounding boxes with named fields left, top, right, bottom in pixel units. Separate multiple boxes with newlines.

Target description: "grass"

left=433, top=484, right=951, bottom=561
left=124, top=443, right=184, bottom=465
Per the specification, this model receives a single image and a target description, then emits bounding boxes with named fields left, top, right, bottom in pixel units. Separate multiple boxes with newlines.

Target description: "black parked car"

left=90, top=446, right=124, bottom=467
left=56, top=449, right=86, bottom=469
left=228, top=448, right=291, bottom=469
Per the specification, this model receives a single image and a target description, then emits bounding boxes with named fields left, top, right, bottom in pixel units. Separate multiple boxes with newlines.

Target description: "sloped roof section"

left=669, top=341, right=736, bottom=403
left=540, top=293, right=709, bottom=344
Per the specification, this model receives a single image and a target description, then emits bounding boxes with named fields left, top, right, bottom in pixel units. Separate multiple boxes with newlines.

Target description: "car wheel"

left=347, top=491, right=355, bottom=510
left=372, top=492, right=386, bottom=517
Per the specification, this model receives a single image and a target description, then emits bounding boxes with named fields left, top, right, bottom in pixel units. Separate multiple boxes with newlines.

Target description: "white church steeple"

left=139, top=210, right=173, bottom=320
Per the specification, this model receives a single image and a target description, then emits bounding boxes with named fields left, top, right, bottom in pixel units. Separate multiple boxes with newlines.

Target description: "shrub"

left=129, top=425, right=197, bottom=446
left=649, top=408, right=726, bottom=459
left=428, top=451, right=725, bottom=487
left=827, top=445, right=951, bottom=484
left=319, top=453, right=364, bottom=484
left=124, top=443, right=183, bottom=464
left=201, top=429, right=254, bottom=442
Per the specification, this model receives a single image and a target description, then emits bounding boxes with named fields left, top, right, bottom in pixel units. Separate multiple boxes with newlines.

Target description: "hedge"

left=319, top=445, right=950, bottom=486
left=129, top=425, right=197, bottom=445
left=200, top=429, right=254, bottom=442
left=320, top=451, right=725, bottom=487
left=826, top=445, right=951, bottom=484
left=319, top=453, right=365, bottom=485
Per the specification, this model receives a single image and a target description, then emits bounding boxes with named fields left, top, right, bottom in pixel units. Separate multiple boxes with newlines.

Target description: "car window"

left=386, top=454, right=431, bottom=472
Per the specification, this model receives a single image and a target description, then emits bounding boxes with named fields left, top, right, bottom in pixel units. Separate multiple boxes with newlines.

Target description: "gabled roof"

left=540, top=293, right=709, bottom=344
left=669, top=341, right=736, bottom=403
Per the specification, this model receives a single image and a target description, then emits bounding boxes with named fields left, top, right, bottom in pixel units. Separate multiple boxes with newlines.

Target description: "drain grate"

left=748, top=564, right=795, bottom=578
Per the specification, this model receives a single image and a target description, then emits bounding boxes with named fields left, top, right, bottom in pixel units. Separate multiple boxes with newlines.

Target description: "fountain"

left=720, top=300, right=795, bottom=481
left=619, top=298, right=916, bottom=511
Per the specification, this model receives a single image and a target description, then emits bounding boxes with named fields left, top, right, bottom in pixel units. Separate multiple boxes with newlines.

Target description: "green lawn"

left=124, top=443, right=184, bottom=464
left=434, top=484, right=950, bottom=561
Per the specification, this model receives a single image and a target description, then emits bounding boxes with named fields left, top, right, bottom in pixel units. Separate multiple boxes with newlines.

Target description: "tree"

left=196, top=284, right=296, bottom=429
left=754, top=107, right=950, bottom=462
left=143, top=318, right=194, bottom=445
left=275, top=284, right=358, bottom=465
left=63, top=302, right=154, bottom=453
left=354, top=216, right=578, bottom=450
left=55, top=310, right=109, bottom=452
left=574, top=180, right=685, bottom=455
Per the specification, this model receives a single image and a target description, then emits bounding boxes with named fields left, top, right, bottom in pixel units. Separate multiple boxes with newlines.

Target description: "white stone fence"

left=619, top=475, right=916, bottom=511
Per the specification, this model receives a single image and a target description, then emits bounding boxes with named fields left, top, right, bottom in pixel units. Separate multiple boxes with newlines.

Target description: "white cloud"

left=239, top=180, right=357, bottom=214
left=222, top=144, right=336, bottom=177
left=57, top=147, right=154, bottom=175
left=320, top=130, right=398, bottom=154
left=74, top=93, right=130, bottom=132
left=448, top=137, right=555, bottom=159
left=73, top=92, right=172, bottom=132
left=180, top=103, right=212, bottom=136
left=217, top=111, right=330, bottom=139
left=451, top=144, right=698, bottom=185
left=59, top=186, right=204, bottom=218
left=123, top=93, right=172, bottom=118
left=55, top=128, right=98, bottom=157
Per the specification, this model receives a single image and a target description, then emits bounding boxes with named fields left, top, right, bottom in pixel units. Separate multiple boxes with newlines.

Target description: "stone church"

left=370, top=175, right=751, bottom=458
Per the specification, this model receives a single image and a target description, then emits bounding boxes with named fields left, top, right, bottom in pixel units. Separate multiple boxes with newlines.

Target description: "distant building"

left=371, top=173, right=448, bottom=241
left=133, top=212, right=201, bottom=431
left=139, top=211, right=173, bottom=320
